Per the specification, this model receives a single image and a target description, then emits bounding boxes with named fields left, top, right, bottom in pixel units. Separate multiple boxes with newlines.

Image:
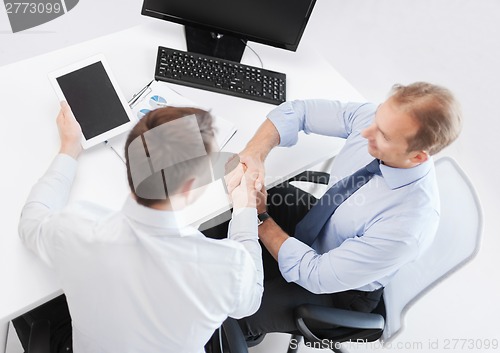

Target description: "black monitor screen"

left=141, top=0, right=316, bottom=52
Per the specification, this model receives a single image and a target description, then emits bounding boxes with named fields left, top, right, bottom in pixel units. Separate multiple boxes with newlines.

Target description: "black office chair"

left=287, top=299, right=385, bottom=353
left=238, top=285, right=386, bottom=353
left=221, top=157, right=482, bottom=353
left=210, top=319, right=250, bottom=353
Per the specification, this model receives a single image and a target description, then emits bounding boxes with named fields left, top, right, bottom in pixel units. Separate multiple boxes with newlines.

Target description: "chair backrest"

left=381, top=157, right=483, bottom=342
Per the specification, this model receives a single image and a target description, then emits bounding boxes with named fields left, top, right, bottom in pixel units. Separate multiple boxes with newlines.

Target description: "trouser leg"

left=261, top=181, right=317, bottom=280
left=238, top=274, right=337, bottom=338
left=238, top=262, right=383, bottom=339
left=237, top=182, right=384, bottom=338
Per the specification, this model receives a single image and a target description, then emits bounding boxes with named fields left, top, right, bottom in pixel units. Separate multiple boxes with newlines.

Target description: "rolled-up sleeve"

left=267, top=100, right=376, bottom=147
left=278, top=218, right=423, bottom=294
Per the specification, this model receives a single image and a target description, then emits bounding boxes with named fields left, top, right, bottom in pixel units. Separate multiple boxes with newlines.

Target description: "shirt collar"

left=379, top=157, right=433, bottom=190
left=122, top=195, right=183, bottom=229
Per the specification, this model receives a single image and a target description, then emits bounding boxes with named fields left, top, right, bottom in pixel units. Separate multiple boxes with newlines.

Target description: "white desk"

left=0, top=21, right=364, bottom=352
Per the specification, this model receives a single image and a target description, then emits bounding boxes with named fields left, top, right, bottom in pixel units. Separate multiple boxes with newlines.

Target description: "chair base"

left=245, top=333, right=266, bottom=348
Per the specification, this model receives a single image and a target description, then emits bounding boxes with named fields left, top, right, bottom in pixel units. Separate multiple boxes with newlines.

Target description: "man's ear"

left=179, top=178, right=196, bottom=196
left=409, top=150, right=429, bottom=164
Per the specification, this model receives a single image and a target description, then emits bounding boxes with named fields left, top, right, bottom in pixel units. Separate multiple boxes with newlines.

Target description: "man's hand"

left=225, top=154, right=264, bottom=194
left=230, top=169, right=259, bottom=210
left=56, top=101, right=82, bottom=159
left=225, top=118, right=280, bottom=194
left=240, top=154, right=264, bottom=190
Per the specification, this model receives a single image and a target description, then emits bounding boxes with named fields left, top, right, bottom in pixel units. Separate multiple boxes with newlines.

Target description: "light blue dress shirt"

left=268, top=99, right=440, bottom=293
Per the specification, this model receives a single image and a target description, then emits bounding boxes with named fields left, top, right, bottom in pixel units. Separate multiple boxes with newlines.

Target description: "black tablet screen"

left=56, top=62, right=130, bottom=139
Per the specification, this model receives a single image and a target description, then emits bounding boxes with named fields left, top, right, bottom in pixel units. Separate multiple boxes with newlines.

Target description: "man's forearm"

left=241, top=118, right=280, bottom=162
left=258, top=217, right=289, bottom=260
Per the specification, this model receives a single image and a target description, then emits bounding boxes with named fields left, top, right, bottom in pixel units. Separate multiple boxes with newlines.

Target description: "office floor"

left=2, top=0, right=499, bottom=352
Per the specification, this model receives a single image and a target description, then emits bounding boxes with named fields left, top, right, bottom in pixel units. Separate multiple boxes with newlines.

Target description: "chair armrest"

left=294, top=304, right=384, bottom=344
left=288, top=171, right=330, bottom=185
left=222, top=318, right=248, bottom=353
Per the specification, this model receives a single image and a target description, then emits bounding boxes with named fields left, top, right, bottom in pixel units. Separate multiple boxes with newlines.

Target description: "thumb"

left=60, top=101, right=76, bottom=120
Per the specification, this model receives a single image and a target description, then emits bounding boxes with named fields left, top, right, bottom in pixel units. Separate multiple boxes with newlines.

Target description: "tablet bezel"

left=48, top=54, right=137, bottom=149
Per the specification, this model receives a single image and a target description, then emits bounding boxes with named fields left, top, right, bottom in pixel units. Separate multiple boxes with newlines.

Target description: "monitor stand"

left=184, top=26, right=247, bottom=63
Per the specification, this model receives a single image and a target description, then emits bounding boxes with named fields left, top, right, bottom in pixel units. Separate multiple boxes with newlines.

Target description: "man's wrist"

left=257, top=211, right=271, bottom=226
left=256, top=215, right=289, bottom=260
left=241, top=146, right=266, bottom=164
left=59, top=144, right=82, bottom=160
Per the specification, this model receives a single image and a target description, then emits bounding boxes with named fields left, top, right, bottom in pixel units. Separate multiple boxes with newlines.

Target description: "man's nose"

left=361, top=126, right=372, bottom=138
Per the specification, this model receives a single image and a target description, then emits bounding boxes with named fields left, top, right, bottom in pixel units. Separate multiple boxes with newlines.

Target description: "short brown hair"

left=124, top=107, right=215, bottom=208
left=390, top=82, right=462, bottom=155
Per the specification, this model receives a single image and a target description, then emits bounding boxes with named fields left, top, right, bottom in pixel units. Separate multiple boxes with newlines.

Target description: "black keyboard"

left=154, top=46, right=286, bottom=105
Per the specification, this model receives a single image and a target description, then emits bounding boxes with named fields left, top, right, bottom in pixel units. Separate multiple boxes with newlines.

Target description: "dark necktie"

left=294, top=159, right=381, bottom=246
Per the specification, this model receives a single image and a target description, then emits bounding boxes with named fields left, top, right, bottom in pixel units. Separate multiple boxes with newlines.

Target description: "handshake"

left=225, top=155, right=267, bottom=214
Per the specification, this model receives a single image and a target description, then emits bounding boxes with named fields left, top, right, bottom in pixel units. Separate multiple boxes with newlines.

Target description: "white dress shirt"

left=19, top=154, right=263, bottom=353
left=268, top=100, right=440, bottom=293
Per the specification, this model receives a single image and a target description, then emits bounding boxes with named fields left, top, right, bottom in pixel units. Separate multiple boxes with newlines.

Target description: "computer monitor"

left=141, top=0, right=317, bottom=63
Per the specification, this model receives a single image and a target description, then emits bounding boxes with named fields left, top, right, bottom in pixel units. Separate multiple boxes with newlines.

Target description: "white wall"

left=0, top=0, right=148, bottom=65
left=2, top=1, right=499, bottom=352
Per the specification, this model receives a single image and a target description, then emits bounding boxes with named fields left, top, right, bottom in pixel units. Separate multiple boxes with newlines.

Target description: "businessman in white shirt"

left=15, top=103, right=263, bottom=353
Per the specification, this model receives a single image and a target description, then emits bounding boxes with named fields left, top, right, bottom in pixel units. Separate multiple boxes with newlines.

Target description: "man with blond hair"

left=224, top=82, right=462, bottom=339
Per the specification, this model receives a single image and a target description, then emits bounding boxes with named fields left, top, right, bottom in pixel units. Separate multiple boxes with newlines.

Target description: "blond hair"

left=390, top=82, right=462, bottom=155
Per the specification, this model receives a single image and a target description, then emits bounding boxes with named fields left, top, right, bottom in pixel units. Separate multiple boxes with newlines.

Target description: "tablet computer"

left=49, top=54, right=137, bottom=149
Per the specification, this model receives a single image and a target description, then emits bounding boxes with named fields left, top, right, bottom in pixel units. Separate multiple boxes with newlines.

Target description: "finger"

left=250, top=166, right=264, bottom=190
left=255, top=177, right=262, bottom=191
left=60, top=101, right=76, bottom=121
left=60, top=101, right=69, bottom=114
left=243, top=169, right=262, bottom=192
left=243, top=167, right=257, bottom=181
left=240, top=155, right=265, bottom=188
left=56, top=108, right=65, bottom=123
left=225, top=164, right=244, bottom=193
left=56, top=108, right=67, bottom=130
left=230, top=169, right=248, bottom=198
left=239, top=170, right=248, bottom=188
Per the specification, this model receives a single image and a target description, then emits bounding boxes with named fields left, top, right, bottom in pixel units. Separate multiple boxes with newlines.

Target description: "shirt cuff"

left=277, top=236, right=315, bottom=283
left=228, top=207, right=258, bottom=240
left=52, top=153, right=78, bottom=181
left=267, top=101, right=304, bottom=147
